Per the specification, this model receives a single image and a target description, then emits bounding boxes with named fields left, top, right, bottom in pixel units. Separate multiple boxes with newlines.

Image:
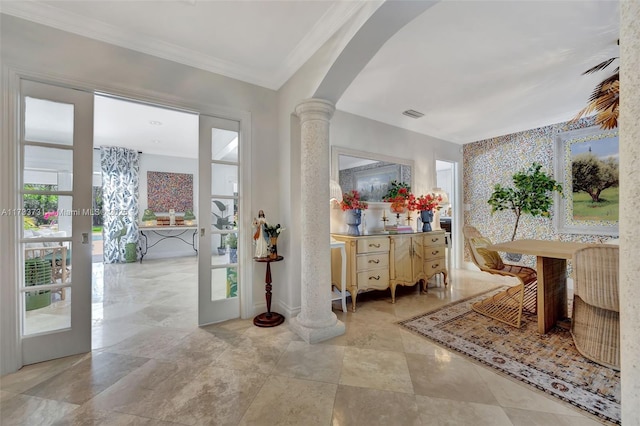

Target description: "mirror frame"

left=331, top=146, right=415, bottom=205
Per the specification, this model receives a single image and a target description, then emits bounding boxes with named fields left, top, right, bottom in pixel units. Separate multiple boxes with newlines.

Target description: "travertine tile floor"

left=1, top=257, right=602, bottom=425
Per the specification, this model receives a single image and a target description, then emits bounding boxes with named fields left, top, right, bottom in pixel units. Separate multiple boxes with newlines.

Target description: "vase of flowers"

left=415, top=193, right=442, bottom=232
left=340, top=190, right=368, bottom=236
left=383, top=181, right=416, bottom=225
left=263, top=223, right=285, bottom=259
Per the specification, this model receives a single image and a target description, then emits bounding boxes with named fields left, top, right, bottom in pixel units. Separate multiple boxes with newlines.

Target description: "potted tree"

left=227, top=232, right=238, bottom=263
left=213, top=200, right=231, bottom=255
left=487, top=163, right=562, bottom=261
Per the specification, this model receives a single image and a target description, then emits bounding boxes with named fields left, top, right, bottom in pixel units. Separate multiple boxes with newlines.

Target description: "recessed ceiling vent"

left=402, top=109, right=424, bottom=119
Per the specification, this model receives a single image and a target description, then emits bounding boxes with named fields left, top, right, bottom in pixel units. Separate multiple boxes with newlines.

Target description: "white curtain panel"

left=100, top=146, right=139, bottom=263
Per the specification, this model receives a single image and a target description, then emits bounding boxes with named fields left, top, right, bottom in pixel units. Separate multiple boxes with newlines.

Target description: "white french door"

left=198, top=115, right=242, bottom=325
left=19, top=79, right=93, bottom=364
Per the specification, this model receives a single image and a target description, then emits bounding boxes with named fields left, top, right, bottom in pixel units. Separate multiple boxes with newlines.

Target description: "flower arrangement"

left=340, top=190, right=368, bottom=211
left=263, top=223, right=285, bottom=238
left=383, top=181, right=416, bottom=213
left=415, top=193, right=442, bottom=212
left=44, top=211, right=58, bottom=224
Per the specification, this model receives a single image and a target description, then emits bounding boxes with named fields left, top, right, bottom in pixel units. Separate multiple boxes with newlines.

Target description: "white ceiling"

left=3, top=0, right=620, bottom=151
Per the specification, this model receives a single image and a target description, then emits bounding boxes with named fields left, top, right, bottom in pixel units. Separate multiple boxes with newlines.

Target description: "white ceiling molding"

left=0, top=0, right=366, bottom=90
left=272, top=0, right=367, bottom=88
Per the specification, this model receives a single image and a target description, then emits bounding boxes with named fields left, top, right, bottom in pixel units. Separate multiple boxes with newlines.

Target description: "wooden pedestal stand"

left=253, top=255, right=285, bottom=327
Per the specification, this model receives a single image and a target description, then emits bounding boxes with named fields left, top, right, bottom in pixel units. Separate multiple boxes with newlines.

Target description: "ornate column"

left=289, top=98, right=345, bottom=343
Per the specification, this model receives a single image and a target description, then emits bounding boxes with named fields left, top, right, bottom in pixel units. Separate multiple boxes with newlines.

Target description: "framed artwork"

left=354, top=164, right=401, bottom=202
left=147, top=171, right=193, bottom=212
left=554, top=126, right=619, bottom=235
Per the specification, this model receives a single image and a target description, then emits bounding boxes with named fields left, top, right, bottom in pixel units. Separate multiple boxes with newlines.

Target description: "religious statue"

left=252, top=210, right=269, bottom=258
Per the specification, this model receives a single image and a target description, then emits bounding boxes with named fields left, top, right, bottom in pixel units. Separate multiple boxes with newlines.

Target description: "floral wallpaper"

left=462, top=116, right=613, bottom=267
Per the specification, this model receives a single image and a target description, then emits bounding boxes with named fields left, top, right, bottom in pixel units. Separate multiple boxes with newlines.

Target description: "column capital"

left=294, top=98, right=335, bottom=123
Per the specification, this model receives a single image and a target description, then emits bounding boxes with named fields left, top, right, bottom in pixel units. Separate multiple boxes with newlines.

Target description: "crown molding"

left=1, top=1, right=365, bottom=91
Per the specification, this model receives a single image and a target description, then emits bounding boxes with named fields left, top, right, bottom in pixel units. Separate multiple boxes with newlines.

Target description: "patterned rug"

left=399, top=287, right=620, bottom=425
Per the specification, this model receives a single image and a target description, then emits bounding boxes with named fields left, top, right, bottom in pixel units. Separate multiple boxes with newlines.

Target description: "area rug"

left=399, top=287, right=620, bottom=425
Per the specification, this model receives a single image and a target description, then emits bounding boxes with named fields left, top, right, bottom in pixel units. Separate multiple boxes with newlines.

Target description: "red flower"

left=340, top=190, right=369, bottom=211
left=415, top=194, right=442, bottom=212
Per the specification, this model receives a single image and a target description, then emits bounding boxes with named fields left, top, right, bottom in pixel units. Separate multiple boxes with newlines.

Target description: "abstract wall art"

left=147, top=171, right=193, bottom=212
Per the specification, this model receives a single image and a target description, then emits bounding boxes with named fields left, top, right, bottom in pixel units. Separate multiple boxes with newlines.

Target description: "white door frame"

left=0, top=68, right=253, bottom=374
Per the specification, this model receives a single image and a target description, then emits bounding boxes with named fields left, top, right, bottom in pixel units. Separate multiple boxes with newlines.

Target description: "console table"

left=138, top=226, right=198, bottom=263
left=331, top=231, right=447, bottom=311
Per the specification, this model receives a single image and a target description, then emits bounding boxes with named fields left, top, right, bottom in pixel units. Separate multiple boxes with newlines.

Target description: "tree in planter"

left=227, top=232, right=238, bottom=264
left=487, top=163, right=563, bottom=242
left=212, top=200, right=232, bottom=255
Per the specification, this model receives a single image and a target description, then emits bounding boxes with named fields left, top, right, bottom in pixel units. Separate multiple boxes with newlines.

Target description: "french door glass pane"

left=211, top=163, right=238, bottom=196
left=211, top=266, right=237, bottom=301
left=22, top=195, right=74, bottom=238
left=23, top=241, right=73, bottom=335
left=211, top=128, right=238, bottom=162
left=25, top=97, right=74, bottom=145
left=24, top=146, right=73, bottom=191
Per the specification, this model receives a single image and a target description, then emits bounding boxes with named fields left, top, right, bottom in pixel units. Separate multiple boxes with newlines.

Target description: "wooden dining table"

left=487, top=239, right=592, bottom=334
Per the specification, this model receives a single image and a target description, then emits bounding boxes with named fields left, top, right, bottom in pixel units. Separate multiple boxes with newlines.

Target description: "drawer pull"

left=431, top=250, right=439, bottom=255
left=431, top=238, right=439, bottom=243
left=432, top=264, right=439, bottom=269
left=369, top=243, right=381, bottom=248
left=368, top=259, right=380, bottom=264
left=369, top=275, right=381, bottom=280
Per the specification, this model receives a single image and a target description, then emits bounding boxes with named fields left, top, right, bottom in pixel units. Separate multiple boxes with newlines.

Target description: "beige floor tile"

left=406, top=352, right=499, bottom=405
left=239, top=375, right=336, bottom=426
left=23, top=352, right=149, bottom=405
left=2, top=260, right=613, bottom=425
left=52, top=407, right=184, bottom=426
left=340, top=347, right=414, bottom=394
left=473, top=364, right=583, bottom=416
left=332, top=385, right=421, bottom=426
left=0, top=393, right=79, bottom=426
left=415, top=395, right=513, bottom=426
left=102, top=327, right=191, bottom=358
left=273, top=340, right=345, bottom=383
left=86, top=359, right=268, bottom=425
left=502, top=407, right=605, bottom=426
left=0, top=353, right=91, bottom=394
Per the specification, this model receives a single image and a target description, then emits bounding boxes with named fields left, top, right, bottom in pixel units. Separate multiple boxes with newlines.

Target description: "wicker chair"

left=571, top=245, right=620, bottom=370
left=463, top=225, right=537, bottom=328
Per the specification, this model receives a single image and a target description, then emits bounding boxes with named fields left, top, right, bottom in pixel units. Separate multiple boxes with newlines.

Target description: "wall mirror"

left=331, top=146, right=414, bottom=203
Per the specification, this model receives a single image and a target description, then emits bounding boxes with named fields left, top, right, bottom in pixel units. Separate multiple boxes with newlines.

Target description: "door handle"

left=81, top=232, right=89, bottom=244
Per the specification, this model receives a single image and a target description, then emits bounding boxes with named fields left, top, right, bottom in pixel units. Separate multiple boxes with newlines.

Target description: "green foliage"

left=183, top=210, right=196, bottom=220
left=24, top=216, right=37, bottom=230
left=572, top=153, right=619, bottom=202
left=573, top=187, right=619, bottom=221
left=23, top=184, right=58, bottom=226
left=226, top=232, right=238, bottom=249
left=487, top=163, right=562, bottom=241
left=383, top=180, right=411, bottom=201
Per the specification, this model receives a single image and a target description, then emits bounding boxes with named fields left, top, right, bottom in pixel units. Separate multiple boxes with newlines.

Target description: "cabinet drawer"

left=424, top=247, right=445, bottom=261
left=356, top=268, right=389, bottom=290
left=357, top=238, right=389, bottom=254
left=356, top=253, right=389, bottom=271
left=425, top=257, right=446, bottom=272
left=423, top=233, right=445, bottom=247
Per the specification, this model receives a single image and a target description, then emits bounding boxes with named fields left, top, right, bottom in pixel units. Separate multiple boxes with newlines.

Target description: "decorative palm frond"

left=573, top=44, right=619, bottom=130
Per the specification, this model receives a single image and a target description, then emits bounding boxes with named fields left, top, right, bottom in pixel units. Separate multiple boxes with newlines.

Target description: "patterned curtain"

left=101, top=146, right=139, bottom=263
